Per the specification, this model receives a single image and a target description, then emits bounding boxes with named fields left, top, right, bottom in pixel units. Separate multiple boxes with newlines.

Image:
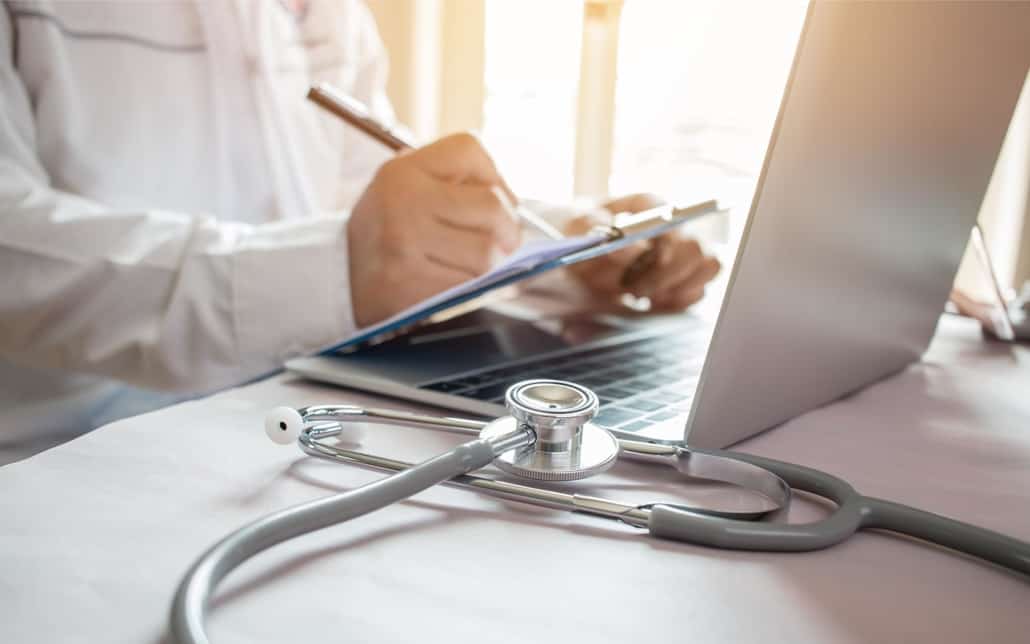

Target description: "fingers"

left=563, top=212, right=613, bottom=237
left=650, top=255, right=722, bottom=309
left=410, top=132, right=516, bottom=201
left=431, top=182, right=521, bottom=252
left=563, top=215, right=594, bottom=237
left=391, top=259, right=482, bottom=311
left=569, top=259, right=629, bottom=296
left=567, top=240, right=650, bottom=287
left=651, top=284, right=707, bottom=311
left=565, top=229, right=721, bottom=311
left=600, top=192, right=665, bottom=215
left=419, top=219, right=507, bottom=276
left=626, top=238, right=705, bottom=297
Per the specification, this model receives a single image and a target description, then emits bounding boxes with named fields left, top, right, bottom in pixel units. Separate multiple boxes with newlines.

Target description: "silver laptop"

left=289, top=1, right=1030, bottom=448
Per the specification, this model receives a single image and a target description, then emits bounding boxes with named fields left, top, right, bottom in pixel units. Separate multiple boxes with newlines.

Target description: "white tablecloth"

left=1, top=315, right=1028, bottom=643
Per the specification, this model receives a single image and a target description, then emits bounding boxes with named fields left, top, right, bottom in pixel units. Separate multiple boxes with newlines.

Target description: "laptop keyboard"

left=420, top=333, right=706, bottom=434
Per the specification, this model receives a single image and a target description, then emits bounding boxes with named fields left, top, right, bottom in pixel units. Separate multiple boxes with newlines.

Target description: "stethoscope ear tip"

left=265, top=406, right=304, bottom=444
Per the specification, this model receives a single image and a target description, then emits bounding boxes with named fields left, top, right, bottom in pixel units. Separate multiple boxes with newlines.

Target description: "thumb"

left=410, top=132, right=515, bottom=199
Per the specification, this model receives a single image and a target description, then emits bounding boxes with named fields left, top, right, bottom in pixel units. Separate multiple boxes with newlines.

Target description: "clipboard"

left=320, top=199, right=723, bottom=355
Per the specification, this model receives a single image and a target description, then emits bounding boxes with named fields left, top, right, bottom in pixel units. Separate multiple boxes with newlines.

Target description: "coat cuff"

left=232, top=216, right=355, bottom=369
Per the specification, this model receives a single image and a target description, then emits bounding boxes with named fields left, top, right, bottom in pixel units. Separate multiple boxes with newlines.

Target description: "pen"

left=307, top=82, right=564, bottom=240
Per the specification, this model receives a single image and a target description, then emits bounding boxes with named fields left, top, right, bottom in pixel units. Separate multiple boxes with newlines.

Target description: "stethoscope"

left=170, top=380, right=1030, bottom=644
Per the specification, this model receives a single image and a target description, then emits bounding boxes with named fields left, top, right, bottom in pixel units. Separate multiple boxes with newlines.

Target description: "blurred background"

left=365, top=0, right=1030, bottom=296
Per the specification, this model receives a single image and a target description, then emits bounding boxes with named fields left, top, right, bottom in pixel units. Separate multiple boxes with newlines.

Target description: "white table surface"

left=1, top=314, right=1028, bottom=644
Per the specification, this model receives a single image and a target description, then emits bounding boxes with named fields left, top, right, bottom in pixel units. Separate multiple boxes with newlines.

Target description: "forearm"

left=0, top=179, right=355, bottom=392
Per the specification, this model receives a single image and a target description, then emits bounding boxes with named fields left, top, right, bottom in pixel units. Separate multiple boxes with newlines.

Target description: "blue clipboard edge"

left=319, top=201, right=724, bottom=355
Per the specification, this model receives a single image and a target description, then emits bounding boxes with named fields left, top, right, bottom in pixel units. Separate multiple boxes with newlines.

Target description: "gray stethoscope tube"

left=291, top=407, right=1030, bottom=562
left=170, top=380, right=1030, bottom=644
left=292, top=405, right=791, bottom=524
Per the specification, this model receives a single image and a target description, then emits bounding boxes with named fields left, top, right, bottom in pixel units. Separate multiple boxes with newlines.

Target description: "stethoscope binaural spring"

left=170, top=379, right=1030, bottom=644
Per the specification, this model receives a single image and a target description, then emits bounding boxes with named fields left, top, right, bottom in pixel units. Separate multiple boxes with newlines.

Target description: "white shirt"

left=0, top=0, right=394, bottom=463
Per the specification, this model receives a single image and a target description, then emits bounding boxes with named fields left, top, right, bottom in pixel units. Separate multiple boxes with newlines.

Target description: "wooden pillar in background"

left=439, top=0, right=486, bottom=136
left=573, top=0, right=624, bottom=199
left=364, top=0, right=485, bottom=141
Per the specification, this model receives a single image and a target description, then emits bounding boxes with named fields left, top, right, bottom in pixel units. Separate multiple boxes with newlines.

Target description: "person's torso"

left=8, top=0, right=383, bottom=222
left=1, top=0, right=390, bottom=464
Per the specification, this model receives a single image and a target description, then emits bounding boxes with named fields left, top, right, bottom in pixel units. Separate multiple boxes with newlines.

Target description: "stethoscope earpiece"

left=264, top=406, right=304, bottom=445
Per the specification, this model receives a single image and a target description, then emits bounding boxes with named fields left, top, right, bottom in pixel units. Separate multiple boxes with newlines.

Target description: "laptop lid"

left=684, top=1, right=1030, bottom=448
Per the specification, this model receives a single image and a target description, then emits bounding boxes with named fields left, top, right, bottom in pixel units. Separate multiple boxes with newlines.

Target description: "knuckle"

left=637, top=192, right=665, bottom=209
left=472, top=241, right=494, bottom=273
left=376, top=156, right=404, bottom=182
left=684, top=287, right=705, bottom=306
left=682, top=238, right=702, bottom=256
left=492, top=217, right=520, bottom=248
left=450, top=131, right=481, bottom=150
left=441, top=183, right=463, bottom=211
left=456, top=132, right=495, bottom=167
left=481, top=185, right=504, bottom=210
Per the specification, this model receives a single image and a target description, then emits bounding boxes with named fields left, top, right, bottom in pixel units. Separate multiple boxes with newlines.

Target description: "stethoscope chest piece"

left=480, top=379, right=620, bottom=481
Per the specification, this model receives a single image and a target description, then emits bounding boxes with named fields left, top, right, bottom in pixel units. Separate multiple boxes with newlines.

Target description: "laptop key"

left=577, top=376, right=612, bottom=389
left=646, top=409, right=682, bottom=422
left=635, top=374, right=671, bottom=388
left=617, top=420, right=654, bottom=432
left=649, top=390, right=689, bottom=404
left=594, top=407, right=639, bottom=427
left=556, top=366, right=593, bottom=378
left=451, top=374, right=495, bottom=388
left=601, top=368, right=638, bottom=381
left=423, top=381, right=466, bottom=392
left=485, top=367, right=522, bottom=379
left=461, top=382, right=510, bottom=401
left=624, top=398, right=665, bottom=413
left=617, top=380, right=653, bottom=395
left=546, top=371, right=582, bottom=381
left=597, top=386, right=636, bottom=400
left=649, top=356, right=680, bottom=367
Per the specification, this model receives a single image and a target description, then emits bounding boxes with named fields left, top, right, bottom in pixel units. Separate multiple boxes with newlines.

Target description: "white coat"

left=0, top=0, right=394, bottom=463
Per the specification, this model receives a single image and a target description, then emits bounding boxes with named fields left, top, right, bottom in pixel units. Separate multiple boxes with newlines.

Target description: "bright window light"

left=481, top=0, right=582, bottom=202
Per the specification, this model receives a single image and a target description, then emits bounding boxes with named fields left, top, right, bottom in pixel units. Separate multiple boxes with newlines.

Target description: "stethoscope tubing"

left=171, top=410, right=1030, bottom=644
left=859, top=496, right=1030, bottom=575
left=171, top=431, right=531, bottom=644
left=293, top=406, right=794, bottom=520
left=669, top=450, right=1030, bottom=576
left=300, top=421, right=1030, bottom=574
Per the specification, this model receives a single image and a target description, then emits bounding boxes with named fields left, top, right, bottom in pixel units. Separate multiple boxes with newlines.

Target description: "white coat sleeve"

left=0, top=15, right=356, bottom=393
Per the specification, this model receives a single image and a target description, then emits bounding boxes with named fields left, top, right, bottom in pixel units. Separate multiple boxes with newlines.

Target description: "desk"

left=1, top=315, right=1028, bottom=643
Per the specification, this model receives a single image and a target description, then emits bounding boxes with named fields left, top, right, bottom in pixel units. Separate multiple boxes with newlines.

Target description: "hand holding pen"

left=308, top=83, right=720, bottom=322
left=309, top=83, right=563, bottom=240
left=345, top=133, right=525, bottom=327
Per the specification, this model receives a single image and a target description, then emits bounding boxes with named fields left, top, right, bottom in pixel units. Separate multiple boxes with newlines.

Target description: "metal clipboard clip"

left=592, top=199, right=722, bottom=241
